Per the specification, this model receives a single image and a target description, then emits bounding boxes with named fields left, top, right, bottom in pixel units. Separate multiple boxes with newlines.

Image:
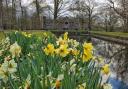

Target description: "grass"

left=0, top=31, right=5, bottom=40
left=91, top=31, right=128, bottom=38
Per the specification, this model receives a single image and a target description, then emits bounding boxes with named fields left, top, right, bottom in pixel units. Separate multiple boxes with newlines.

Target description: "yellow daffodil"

left=69, top=48, right=79, bottom=56
left=83, top=43, right=93, bottom=52
left=102, top=64, right=110, bottom=75
left=55, top=45, right=69, bottom=57
left=64, top=32, right=68, bottom=40
left=22, top=32, right=32, bottom=38
left=24, top=74, right=31, bottom=89
left=9, top=42, right=22, bottom=58
left=82, top=50, right=93, bottom=62
left=22, top=32, right=27, bottom=37
left=27, top=34, right=32, bottom=38
left=43, top=43, right=55, bottom=56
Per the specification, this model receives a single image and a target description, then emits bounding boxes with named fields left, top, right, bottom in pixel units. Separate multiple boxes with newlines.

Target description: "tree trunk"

left=88, top=14, right=92, bottom=31
left=35, top=0, right=42, bottom=29
left=12, top=0, right=17, bottom=29
left=0, top=0, right=3, bottom=30
left=19, top=0, right=24, bottom=30
left=123, top=18, right=128, bottom=32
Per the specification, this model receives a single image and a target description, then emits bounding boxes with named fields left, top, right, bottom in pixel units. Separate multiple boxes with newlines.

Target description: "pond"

left=92, top=38, right=128, bottom=89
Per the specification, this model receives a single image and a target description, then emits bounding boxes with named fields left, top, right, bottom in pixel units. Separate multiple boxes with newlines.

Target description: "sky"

left=21, top=0, right=107, bottom=17
left=22, top=0, right=107, bottom=5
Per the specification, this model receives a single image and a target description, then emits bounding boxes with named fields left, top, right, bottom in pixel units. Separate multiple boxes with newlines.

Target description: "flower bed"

left=0, top=31, right=112, bottom=89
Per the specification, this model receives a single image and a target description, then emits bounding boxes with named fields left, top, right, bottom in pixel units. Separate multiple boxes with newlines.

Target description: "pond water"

left=92, top=38, right=128, bottom=89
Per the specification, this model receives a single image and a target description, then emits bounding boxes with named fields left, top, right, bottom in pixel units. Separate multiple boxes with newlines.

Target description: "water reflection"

left=92, top=38, right=128, bottom=86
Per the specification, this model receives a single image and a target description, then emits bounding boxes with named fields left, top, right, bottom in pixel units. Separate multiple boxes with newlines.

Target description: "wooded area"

left=0, top=0, right=128, bottom=32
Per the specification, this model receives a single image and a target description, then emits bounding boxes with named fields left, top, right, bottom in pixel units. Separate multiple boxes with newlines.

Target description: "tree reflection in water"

left=92, top=38, right=128, bottom=87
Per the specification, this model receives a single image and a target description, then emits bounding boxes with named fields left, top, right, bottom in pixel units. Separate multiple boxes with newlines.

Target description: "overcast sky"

left=21, top=0, right=107, bottom=17
left=21, top=0, right=107, bottom=6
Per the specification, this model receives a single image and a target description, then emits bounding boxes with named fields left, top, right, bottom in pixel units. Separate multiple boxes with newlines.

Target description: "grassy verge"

left=91, top=31, right=128, bottom=39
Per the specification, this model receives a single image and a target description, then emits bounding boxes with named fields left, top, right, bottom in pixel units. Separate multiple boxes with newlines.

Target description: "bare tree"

left=48, top=0, right=70, bottom=20
left=99, top=5, right=119, bottom=32
left=71, top=0, right=97, bottom=31
left=0, top=0, right=3, bottom=30
left=108, top=0, right=128, bottom=32
left=30, top=0, right=47, bottom=29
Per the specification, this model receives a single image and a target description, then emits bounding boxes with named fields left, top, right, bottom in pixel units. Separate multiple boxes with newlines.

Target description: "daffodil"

left=82, top=50, right=93, bottom=62
left=1, top=59, right=17, bottom=74
left=0, top=59, right=17, bottom=83
left=9, top=42, right=21, bottom=58
left=43, top=43, right=55, bottom=56
left=70, top=59, right=76, bottom=65
left=57, top=74, right=64, bottom=81
left=43, top=32, right=47, bottom=37
left=70, top=64, right=77, bottom=73
left=22, top=32, right=32, bottom=38
left=0, top=67, right=9, bottom=83
left=56, top=37, right=67, bottom=46
left=27, top=34, right=32, bottom=38
left=22, top=32, right=27, bottom=37
left=55, top=45, right=69, bottom=57
left=64, top=32, right=68, bottom=40
left=83, top=43, right=93, bottom=52
left=68, top=39, right=79, bottom=48
left=102, top=64, right=110, bottom=75
left=69, top=48, right=79, bottom=56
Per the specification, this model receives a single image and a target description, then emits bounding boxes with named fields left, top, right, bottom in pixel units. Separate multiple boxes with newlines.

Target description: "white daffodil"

left=0, top=67, right=8, bottom=83
left=70, top=59, right=76, bottom=66
left=61, top=63, right=67, bottom=70
left=1, top=59, right=17, bottom=74
left=57, top=74, right=64, bottom=81
left=9, top=42, right=21, bottom=58
left=0, top=59, right=17, bottom=83
left=68, top=39, right=79, bottom=48
left=72, top=40, right=79, bottom=48
left=70, top=64, right=77, bottom=73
